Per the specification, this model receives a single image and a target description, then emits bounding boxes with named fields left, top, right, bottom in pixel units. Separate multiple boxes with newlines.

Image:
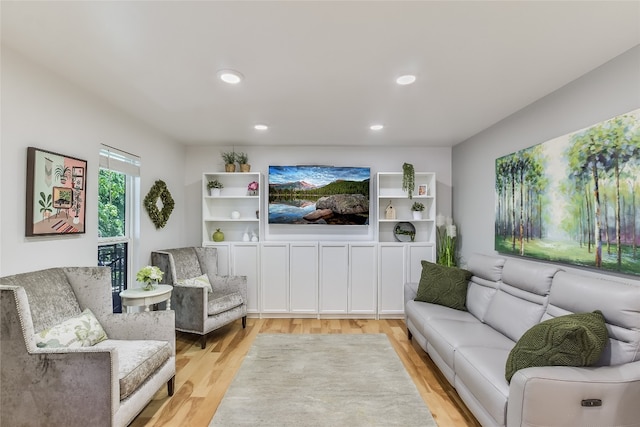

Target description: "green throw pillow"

left=505, top=310, right=608, bottom=382
left=414, top=261, right=472, bottom=311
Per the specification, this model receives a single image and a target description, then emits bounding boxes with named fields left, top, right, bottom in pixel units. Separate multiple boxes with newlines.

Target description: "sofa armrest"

left=171, top=284, right=207, bottom=332
left=1, top=285, right=119, bottom=426
left=404, top=282, right=419, bottom=305
left=508, top=361, right=640, bottom=427
left=101, top=311, right=176, bottom=354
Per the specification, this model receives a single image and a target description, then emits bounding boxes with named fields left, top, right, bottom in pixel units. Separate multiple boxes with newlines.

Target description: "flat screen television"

left=268, top=165, right=370, bottom=225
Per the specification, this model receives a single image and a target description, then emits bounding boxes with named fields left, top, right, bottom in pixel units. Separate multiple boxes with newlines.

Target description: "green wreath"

left=144, top=180, right=175, bottom=229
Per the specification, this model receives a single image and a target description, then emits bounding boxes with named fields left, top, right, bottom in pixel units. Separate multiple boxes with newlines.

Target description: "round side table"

left=120, top=284, right=172, bottom=313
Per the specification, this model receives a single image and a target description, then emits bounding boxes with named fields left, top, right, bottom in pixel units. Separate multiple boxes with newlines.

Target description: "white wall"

left=0, top=48, right=187, bottom=276
left=452, top=45, right=640, bottom=283
left=185, top=145, right=452, bottom=244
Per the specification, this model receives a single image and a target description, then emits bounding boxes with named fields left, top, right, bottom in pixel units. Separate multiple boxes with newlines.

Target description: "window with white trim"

left=97, top=145, right=140, bottom=313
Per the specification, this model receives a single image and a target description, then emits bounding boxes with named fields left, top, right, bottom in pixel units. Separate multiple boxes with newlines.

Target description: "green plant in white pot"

left=411, top=201, right=425, bottom=220
left=207, top=179, right=223, bottom=196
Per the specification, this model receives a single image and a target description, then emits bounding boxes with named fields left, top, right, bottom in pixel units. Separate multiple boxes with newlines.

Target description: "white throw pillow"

left=36, top=308, right=108, bottom=348
left=176, top=273, right=213, bottom=293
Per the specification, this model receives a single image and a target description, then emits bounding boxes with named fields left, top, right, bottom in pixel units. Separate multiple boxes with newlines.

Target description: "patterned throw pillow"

left=415, top=261, right=472, bottom=311
left=505, top=310, right=608, bottom=382
left=176, top=273, right=213, bottom=293
left=35, top=308, right=108, bottom=348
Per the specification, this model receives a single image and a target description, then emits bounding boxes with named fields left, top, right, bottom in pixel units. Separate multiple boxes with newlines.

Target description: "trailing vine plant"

left=144, top=180, right=175, bottom=229
left=402, top=162, right=415, bottom=199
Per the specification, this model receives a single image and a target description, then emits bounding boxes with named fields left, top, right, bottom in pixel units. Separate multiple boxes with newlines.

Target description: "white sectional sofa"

left=404, top=253, right=640, bottom=427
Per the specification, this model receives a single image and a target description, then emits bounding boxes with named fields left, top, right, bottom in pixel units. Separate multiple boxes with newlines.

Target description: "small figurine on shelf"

left=385, top=200, right=396, bottom=220
left=247, top=180, right=259, bottom=196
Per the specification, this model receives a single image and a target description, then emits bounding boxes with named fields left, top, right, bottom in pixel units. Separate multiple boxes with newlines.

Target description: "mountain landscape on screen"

left=268, top=165, right=370, bottom=225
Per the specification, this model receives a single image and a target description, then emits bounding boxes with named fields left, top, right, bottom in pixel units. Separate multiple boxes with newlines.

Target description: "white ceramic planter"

left=210, top=188, right=221, bottom=197
left=412, top=211, right=423, bottom=220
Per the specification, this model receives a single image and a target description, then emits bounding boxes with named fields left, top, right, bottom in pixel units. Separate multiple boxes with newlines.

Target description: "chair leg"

left=242, top=316, right=247, bottom=329
left=167, top=376, right=175, bottom=396
left=200, top=334, right=207, bottom=349
left=407, top=329, right=413, bottom=340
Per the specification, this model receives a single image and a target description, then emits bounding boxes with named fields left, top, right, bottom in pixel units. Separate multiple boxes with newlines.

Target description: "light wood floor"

left=131, top=318, right=481, bottom=427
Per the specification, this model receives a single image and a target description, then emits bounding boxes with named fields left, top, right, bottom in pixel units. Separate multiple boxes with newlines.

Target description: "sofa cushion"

left=35, top=308, right=107, bottom=348
left=94, top=339, right=172, bottom=400
left=168, top=248, right=204, bottom=280
left=415, top=261, right=472, bottom=311
left=208, top=290, right=244, bottom=316
left=455, top=346, right=512, bottom=426
left=483, top=258, right=556, bottom=342
left=505, top=310, right=608, bottom=382
left=177, top=273, right=213, bottom=293
left=547, top=271, right=640, bottom=366
left=1, top=268, right=83, bottom=333
left=424, top=318, right=515, bottom=371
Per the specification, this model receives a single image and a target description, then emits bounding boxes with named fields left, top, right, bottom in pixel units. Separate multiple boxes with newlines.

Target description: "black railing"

left=98, top=242, right=128, bottom=313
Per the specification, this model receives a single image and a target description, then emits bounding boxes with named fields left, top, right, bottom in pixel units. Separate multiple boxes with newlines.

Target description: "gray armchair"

left=0, top=267, right=176, bottom=427
left=151, top=247, right=247, bottom=349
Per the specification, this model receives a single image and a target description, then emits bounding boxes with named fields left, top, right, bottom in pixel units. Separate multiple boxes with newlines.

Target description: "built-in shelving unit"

left=376, top=172, right=436, bottom=243
left=200, top=170, right=437, bottom=319
left=202, top=172, right=262, bottom=244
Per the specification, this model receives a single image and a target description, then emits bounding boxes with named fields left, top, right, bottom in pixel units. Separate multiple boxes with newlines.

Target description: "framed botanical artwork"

left=26, top=147, right=87, bottom=236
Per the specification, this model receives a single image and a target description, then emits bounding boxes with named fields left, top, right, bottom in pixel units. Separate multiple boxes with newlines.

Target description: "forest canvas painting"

left=495, top=109, right=640, bottom=276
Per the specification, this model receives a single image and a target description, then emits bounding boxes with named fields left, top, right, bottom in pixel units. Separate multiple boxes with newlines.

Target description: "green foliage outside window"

left=99, top=169, right=126, bottom=238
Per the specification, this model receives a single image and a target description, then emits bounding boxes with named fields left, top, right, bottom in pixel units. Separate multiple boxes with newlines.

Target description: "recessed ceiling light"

left=217, top=69, right=243, bottom=84
left=254, top=124, right=269, bottom=131
left=370, top=124, right=384, bottom=131
left=396, top=74, right=416, bottom=85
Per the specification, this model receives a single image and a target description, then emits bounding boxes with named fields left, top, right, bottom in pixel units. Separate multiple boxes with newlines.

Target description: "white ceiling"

left=2, top=1, right=639, bottom=147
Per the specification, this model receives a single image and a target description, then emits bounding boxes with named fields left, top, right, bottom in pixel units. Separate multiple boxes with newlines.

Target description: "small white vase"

left=231, top=211, right=240, bottom=219
left=210, top=188, right=221, bottom=197
left=412, top=211, right=423, bottom=220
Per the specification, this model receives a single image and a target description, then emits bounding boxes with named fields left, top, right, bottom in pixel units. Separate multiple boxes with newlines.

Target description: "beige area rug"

left=209, top=334, right=437, bottom=426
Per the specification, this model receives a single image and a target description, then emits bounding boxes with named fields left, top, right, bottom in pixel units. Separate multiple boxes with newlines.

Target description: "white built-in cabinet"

left=378, top=243, right=434, bottom=317
left=260, top=242, right=319, bottom=315
left=200, top=171, right=436, bottom=318
left=231, top=243, right=260, bottom=314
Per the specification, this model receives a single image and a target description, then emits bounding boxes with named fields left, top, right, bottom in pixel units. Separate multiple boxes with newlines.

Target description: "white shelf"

left=376, top=172, right=436, bottom=243
left=202, top=172, right=262, bottom=243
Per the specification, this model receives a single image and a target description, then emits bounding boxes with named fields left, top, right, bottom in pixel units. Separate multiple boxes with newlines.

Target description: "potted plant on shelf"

left=237, top=152, right=250, bottom=172
left=221, top=151, right=237, bottom=172
left=207, top=179, right=223, bottom=196
left=411, top=201, right=425, bottom=220
left=402, top=162, right=415, bottom=199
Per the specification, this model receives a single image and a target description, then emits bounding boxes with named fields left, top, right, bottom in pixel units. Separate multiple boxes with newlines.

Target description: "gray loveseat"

left=1, top=267, right=176, bottom=427
left=405, top=253, right=640, bottom=427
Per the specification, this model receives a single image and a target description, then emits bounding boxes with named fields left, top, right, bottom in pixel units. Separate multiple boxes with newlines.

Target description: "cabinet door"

left=407, top=244, right=434, bottom=284
left=208, top=243, right=230, bottom=276
left=319, top=244, right=349, bottom=313
left=378, top=244, right=406, bottom=317
left=232, top=243, right=259, bottom=314
left=290, top=243, right=318, bottom=313
left=349, top=244, right=377, bottom=315
left=260, top=243, right=289, bottom=313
